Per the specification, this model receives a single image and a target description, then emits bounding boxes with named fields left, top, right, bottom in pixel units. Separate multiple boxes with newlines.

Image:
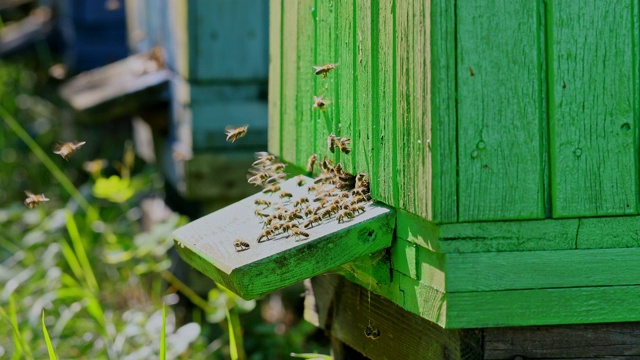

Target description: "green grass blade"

left=7, top=295, right=33, bottom=359
left=290, top=353, right=332, bottom=360
left=42, top=311, right=58, bottom=360
left=160, top=304, right=166, bottom=360
left=64, top=210, right=99, bottom=291
left=58, top=239, right=84, bottom=284
left=225, top=307, right=239, bottom=360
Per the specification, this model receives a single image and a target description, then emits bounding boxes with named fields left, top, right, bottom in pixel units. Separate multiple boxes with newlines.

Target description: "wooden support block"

left=390, top=238, right=417, bottom=279
left=59, top=49, right=170, bottom=123
left=174, top=176, right=395, bottom=300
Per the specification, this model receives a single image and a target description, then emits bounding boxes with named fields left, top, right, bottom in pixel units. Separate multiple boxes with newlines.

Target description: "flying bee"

left=296, top=175, right=306, bottom=187
left=337, top=209, right=355, bottom=223
left=253, top=152, right=275, bottom=166
left=332, top=163, right=344, bottom=176
left=265, top=173, right=287, bottom=184
left=248, top=172, right=269, bottom=186
left=53, top=141, right=86, bottom=160
left=303, top=215, right=322, bottom=228
left=254, top=209, right=270, bottom=218
left=306, top=154, right=318, bottom=173
left=234, top=239, right=251, bottom=252
left=257, top=228, right=274, bottom=242
left=313, top=63, right=339, bottom=78
left=225, top=125, right=249, bottom=143
left=293, top=197, right=309, bottom=207
left=254, top=199, right=271, bottom=207
left=319, top=157, right=333, bottom=173
left=263, top=185, right=281, bottom=194
left=265, top=163, right=287, bottom=173
left=279, top=191, right=293, bottom=199
left=336, top=137, right=351, bottom=154
left=290, top=227, right=310, bottom=241
left=327, top=134, right=337, bottom=153
left=24, top=191, right=49, bottom=208
left=312, top=96, right=328, bottom=111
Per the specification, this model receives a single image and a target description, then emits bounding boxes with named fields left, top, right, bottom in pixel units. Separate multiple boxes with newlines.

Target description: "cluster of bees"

left=24, top=141, right=86, bottom=208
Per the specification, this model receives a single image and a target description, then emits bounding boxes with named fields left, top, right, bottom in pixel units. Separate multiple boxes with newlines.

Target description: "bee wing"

left=24, top=190, right=34, bottom=197
left=73, top=141, right=87, bottom=148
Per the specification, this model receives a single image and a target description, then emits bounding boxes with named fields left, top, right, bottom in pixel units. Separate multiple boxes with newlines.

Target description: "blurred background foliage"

left=0, top=51, right=329, bottom=359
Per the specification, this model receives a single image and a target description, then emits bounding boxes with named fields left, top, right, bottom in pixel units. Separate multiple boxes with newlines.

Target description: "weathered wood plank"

left=430, top=0, right=457, bottom=223
left=267, top=0, right=282, bottom=156
left=353, top=0, right=373, bottom=179
left=485, top=322, right=640, bottom=359
left=334, top=0, right=355, bottom=173
left=370, top=0, right=398, bottom=208
left=173, top=176, right=394, bottom=300
left=446, top=247, right=640, bottom=292
left=549, top=0, right=639, bottom=218
left=305, top=274, right=482, bottom=360
left=280, top=0, right=298, bottom=162
left=456, top=0, right=545, bottom=221
left=446, top=285, right=640, bottom=329
left=577, top=216, right=640, bottom=249
left=390, top=238, right=417, bottom=279
left=294, top=0, right=316, bottom=169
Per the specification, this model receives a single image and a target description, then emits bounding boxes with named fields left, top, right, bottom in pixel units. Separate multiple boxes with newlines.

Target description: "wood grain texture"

left=173, top=176, right=394, bottom=300
left=446, top=285, right=640, bottom=329
left=390, top=238, right=417, bottom=279
left=549, top=0, right=639, bottom=218
left=295, top=0, right=317, bottom=168
left=305, top=274, right=482, bottom=360
left=353, top=0, right=373, bottom=178
left=484, top=322, right=640, bottom=359
left=370, top=0, right=398, bottom=209
left=280, top=1, right=299, bottom=162
left=334, top=0, right=355, bottom=172
left=446, top=247, right=640, bottom=292
left=267, top=0, right=282, bottom=155
left=578, top=215, right=640, bottom=249
left=456, top=0, right=545, bottom=221
left=430, top=0, right=457, bottom=223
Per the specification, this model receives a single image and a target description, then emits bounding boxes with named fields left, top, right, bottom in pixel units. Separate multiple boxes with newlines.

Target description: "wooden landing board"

left=59, top=49, right=170, bottom=123
left=174, top=176, right=395, bottom=300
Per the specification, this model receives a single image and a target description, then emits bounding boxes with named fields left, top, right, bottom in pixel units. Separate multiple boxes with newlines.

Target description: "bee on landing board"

left=54, top=141, right=86, bottom=160
left=313, top=63, right=339, bottom=78
left=233, top=239, right=250, bottom=252
left=24, top=191, right=49, bottom=208
left=225, top=125, right=249, bottom=143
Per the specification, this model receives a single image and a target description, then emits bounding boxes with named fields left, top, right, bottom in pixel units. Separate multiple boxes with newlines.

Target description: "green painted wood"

left=353, top=0, right=373, bottom=179
left=446, top=285, right=640, bottom=329
left=338, top=250, right=391, bottom=289
left=394, top=271, right=446, bottom=327
left=416, top=245, right=445, bottom=292
left=334, top=0, right=355, bottom=173
left=280, top=1, right=298, bottom=162
left=456, top=0, right=545, bottom=222
left=396, top=209, right=440, bottom=252
left=267, top=0, right=281, bottom=156
left=430, top=0, right=457, bottom=223
left=390, top=238, right=417, bottom=279
left=370, top=0, right=398, bottom=209
left=577, top=216, right=640, bottom=249
left=446, top=247, right=640, bottom=293
left=313, top=2, right=338, bottom=163
left=549, top=1, right=639, bottom=218
left=295, top=0, right=316, bottom=168
left=438, top=218, right=578, bottom=253
left=173, top=176, right=395, bottom=300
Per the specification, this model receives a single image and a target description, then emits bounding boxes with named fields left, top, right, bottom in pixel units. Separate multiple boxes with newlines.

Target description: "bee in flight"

left=312, top=96, right=328, bottom=111
left=225, top=125, right=249, bottom=143
left=54, top=141, right=86, bottom=160
left=24, top=191, right=49, bottom=208
left=306, top=154, right=318, bottom=173
left=313, top=63, right=339, bottom=78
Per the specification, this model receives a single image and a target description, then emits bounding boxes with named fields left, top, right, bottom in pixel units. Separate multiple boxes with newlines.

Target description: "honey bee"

left=265, top=173, right=287, bottom=184
left=312, top=96, right=328, bottom=111
left=314, top=174, right=333, bottom=184
left=234, top=239, right=251, bottom=252
left=355, top=173, right=367, bottom=188
left=263, top=185, right=281, bottom=194
left=296, top=175, right=306, bottom=187
left=337, top=209, right=355, bottom=223
left=225, top=125, right=249, bottom=143
left=313, top=63, right=339, bottom=78
left=293, top=197, right=309, bottom=207
left=319, top=157, right=333, bottom=173
left=320, top=204, right=339, bottom=219
left=54, top=141, right=86, bottom=160
left=265, top=163, right=287, bottom=173
left=290, top=227, right=310, bottom=241
left=254, top=199, right=271, bottom=207
left=257, top=228, right=274, bottom=242
left=327, top=134, right=337, bottom=153
left=254, top=209, right=270, bottom=218
left=353, top=195, right=368, bottom=204
left=339, top=192, right=350, bottom=199
left=24, top=191, right=49, bottom=208
left=279, top=191, right=293, bottom=199
left=303, top=215, right=322, bottom=228
left=351, top=204, right=366, bottom=214
left=336, top=137, right=351, bottom=154
left=287, top=211, right=304, bottom=222
left=303, top=205, right=316, bottom=217
left=308, top=184, right=321, bottom=193
left=248, top=172, right=269, bottom=186
left=253, top=152, right=275, bottom=166
left=306, top=154, right=318, bottom=173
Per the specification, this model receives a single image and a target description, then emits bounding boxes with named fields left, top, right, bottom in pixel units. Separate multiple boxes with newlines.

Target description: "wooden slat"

left=353, top=0, right=373, bottom=178
left=549, top=1, right=639, bottom=218
left=390, top=238, right=418, bottom=279
left=446, top=285, right=640, bottom=329
left=577, top=215, right=640, bottom=249
left=430, top=0, right=457, bottom=223
left=370, top=0, right=398, bottom=207
left=456, top=1, right=545, bottom=221
left=313, top=2, right=338, bottom=163
left=446, top=247, right=640, bottom=292
left=334, top=0, right=355, bottom=172
left=267, top=0, right=282, bottom=156
left=279, top=1, right=298, bottom=162
left=294, top=0, right=316, bottom=169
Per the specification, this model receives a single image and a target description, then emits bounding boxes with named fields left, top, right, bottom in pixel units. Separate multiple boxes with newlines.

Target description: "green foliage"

left=41, top=311, right=57, bottom=360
